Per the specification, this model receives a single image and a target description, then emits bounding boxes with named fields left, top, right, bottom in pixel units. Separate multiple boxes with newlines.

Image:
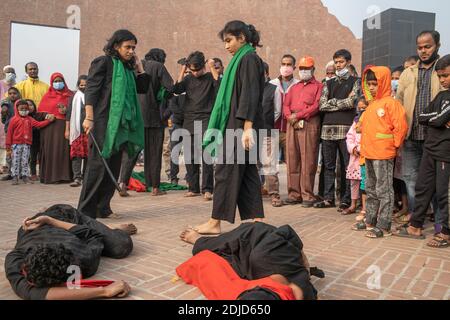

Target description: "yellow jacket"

left=396, top=61, right=443, bottom=138
left=15, top=78, right=49, bottom=109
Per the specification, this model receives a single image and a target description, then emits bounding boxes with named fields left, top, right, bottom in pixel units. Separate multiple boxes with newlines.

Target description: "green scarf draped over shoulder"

left=102, top=57, right=145, bottom=159
left=202, top=43, right=255, bottom=155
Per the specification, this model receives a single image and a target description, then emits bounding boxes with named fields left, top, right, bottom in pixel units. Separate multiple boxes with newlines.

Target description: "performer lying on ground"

left=178, top=222, right=324, bottom=300
left=5, top=204, right=136, bottom=300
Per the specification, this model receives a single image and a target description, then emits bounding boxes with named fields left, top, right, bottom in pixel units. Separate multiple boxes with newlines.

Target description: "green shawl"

left=202, top=44, right=255, bottom=155
left=102, top=58, right=145, bottom=159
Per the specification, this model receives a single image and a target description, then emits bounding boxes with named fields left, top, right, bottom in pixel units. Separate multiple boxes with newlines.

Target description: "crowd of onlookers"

left=0, top=29, right=449, bottom=248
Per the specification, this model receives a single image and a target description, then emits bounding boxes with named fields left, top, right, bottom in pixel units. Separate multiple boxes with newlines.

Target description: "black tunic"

left=5, top=205, right=132, bottom=300
left=172, top=72, right=219, bottom=135
left=212, top=52, right=266, bottom=223
left=193, top=223, right=318, bottom=300
left=262, top=81, right=277, bottom=131
left=78, top=56, right=150, bottom=218
left=139, top=60, right=174, bottom=128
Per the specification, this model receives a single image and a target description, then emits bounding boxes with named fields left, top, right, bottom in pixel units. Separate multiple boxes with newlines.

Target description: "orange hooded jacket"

left=360, top=66, right=408, bottom=160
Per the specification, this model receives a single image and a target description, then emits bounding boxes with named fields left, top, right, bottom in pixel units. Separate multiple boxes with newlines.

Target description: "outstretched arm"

left=46, top=281, right=131, bottom=300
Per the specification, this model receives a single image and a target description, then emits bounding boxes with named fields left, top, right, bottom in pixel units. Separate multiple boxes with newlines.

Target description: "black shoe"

left=313, top=200, right=336, bottom=209
left=70, top=179, right=82, bottom=187
left=283, top=198, right=303, bottom=206
left=1, top=175, right=13, bottom=181
left=302, top=201, right=317, bottom=208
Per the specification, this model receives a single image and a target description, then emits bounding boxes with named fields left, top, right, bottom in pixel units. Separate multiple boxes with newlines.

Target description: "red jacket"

left=177, top=250, right=296, bottom=300
left=283, top=78, right=323, bottom=121
left=6, top=101, right=51, bottom=148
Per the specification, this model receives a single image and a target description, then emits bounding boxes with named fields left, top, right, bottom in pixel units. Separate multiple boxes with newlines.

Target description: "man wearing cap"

left=282, top=56, right=323, bottom=208
left=1, top=65, right=16, bottom=99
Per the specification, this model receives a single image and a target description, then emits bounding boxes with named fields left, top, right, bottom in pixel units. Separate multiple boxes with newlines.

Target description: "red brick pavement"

left=0, top=166, right=448, bottom=300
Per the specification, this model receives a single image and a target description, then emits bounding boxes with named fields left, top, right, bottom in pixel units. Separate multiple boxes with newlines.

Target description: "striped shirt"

left=411, top=64, right=434, bottom=141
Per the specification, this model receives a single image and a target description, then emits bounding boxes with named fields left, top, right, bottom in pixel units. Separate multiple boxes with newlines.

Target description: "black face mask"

left=421, top=49, right=439, bottom=65
left=79, top=88, right=86, bottom=93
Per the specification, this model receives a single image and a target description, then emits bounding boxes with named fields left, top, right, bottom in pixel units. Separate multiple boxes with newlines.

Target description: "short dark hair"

left=263, top=62, right=269, bottom=74
left=238, top=287, right=281, bottom=300
left=25, top=62, right=38, bottom=72
left=348, top=64, right=358, bottom=77
left=357, top=96, right=368, bottom=105
left=76, top=75, right=88, bottom=87
left=103, top=29, right=138, bottom=69
left=406, top=55, right=419, bottom=63
left=365, top=70, right=377, bottom=82
left=333, top=49, right=352, bottom=62
left=281, top=54, right=296, bottom=66
left=213, top=58, right=223, bottom=66
left=219, top=20, right=262, bottom=48
left=25, top=99, right=37, bottom=110
left=145, top=48, right=167, bottom=64
left=392, top=66, right=405, bottom=74
left=436, top=54, right=450, bottom=71
left=186, top=51, right=206, bottom=70
left=24, top=244, right=76, bottom=288
left=416, top=30, right=441, bottom=45
left=7, top=87, right=20, bottom=94
left=16, top=99, right=29, bottom=108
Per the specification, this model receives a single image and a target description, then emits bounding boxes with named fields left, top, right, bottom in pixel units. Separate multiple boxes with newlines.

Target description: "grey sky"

left=321, top=0, right=450, bottom=54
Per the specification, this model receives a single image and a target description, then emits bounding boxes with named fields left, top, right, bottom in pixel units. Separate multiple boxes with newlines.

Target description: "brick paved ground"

left=0, top=165, right=449, bottom=300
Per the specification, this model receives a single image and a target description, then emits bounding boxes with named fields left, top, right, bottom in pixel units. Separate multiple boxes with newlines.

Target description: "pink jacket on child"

left=346, top=122, right=362, bottom=180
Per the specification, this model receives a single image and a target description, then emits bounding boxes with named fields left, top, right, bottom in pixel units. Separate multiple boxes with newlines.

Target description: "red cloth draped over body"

left=176, top=250, right=296, bottom=300
left=38, top=72, right=73, bottom=120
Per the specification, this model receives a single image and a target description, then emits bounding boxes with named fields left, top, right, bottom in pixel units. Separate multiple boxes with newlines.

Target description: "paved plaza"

left=0, top=166, right=449, bottom=300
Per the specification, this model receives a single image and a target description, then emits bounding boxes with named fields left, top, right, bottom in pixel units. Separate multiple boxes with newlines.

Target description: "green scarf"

left=202, top=43, right=255, bottom=155
left=102, top=58, right=145, bottom=159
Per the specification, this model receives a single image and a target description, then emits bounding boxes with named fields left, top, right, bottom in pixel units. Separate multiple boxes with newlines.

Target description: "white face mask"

left=19, top=110, right=29, bottom=117
left=299, top=70, right=313, bottom=82
left=5, top=73, right=16, bottom=82
left=336, top=68, right=349, bottom=78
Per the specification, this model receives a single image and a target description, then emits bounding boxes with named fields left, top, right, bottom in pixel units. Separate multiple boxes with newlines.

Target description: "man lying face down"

left=5, top=204, right=137, bottom=300
left=178, top=223, right=325, bottom=300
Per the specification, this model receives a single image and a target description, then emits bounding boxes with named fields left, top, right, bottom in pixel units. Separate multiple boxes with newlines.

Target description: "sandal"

left=366, top=227, right=391, bottom=239
left=341, top=207, right=357, bottom=216
left=314, top=200, right=336, bottom=209
left=394, top=214, right=411, bottom=224
left=283, top=198, right=303, bottom=206
left=352, top=222, right=369, bottom=231
left=337, top=203, right=350, bottom=213
left=271, top=197, right=283, bottom=208
left=393, top=227, right=425, bottom=240
left=184, top=192, right=201, bottom=198
left=427, top=235, right=449, bottom=249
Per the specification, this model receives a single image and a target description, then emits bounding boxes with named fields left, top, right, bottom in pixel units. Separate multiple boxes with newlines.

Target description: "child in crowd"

left=394, top=54, right=450, bottom=248
left=353, top=66, right=408, bottom=238
left=65, top=75, right=88, bottom=187
left=343, top=96, right=367, bottom=216
left=6, top=100, right=54, bottom=185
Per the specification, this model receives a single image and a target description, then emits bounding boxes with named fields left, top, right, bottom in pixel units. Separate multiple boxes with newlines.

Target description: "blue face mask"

left=53, top=82, right=65, bottom=90
left=391, top=80, right=399, bottom=92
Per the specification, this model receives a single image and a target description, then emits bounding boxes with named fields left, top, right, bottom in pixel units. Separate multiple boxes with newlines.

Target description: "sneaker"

left=12, top=177, right=19, bottom=185
left=70, top=179, right=82, bottom=187
left=22, top=177, right=34, bottom=184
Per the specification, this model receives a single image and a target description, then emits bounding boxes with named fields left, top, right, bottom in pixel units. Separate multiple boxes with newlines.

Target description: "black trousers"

left=144, top=127, right=164, bottom=188
left=212, top=163, right=264, bottom=224
left=185, top=134, right=214, bottom=194
left=410, top=152, right=450, bottom=235
left=322, top=139, right=351, bottom=204
left=170, top=124, right=183, bottom=181
left=78, top=144, right=123, bottom=219
left=29, top=141, right=40, bottom=176
left=120, top=150, right=139, bottom=186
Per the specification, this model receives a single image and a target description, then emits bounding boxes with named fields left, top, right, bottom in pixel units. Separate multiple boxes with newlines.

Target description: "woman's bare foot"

left=180, top=228, right=202, bottom=245
left=117, top=224, right=138, bottom=236
left=152, top=188, right=167, bottom=196
left=194, top=219, right=221, bottom=235
left=253, top=218, right=265, bottom=223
